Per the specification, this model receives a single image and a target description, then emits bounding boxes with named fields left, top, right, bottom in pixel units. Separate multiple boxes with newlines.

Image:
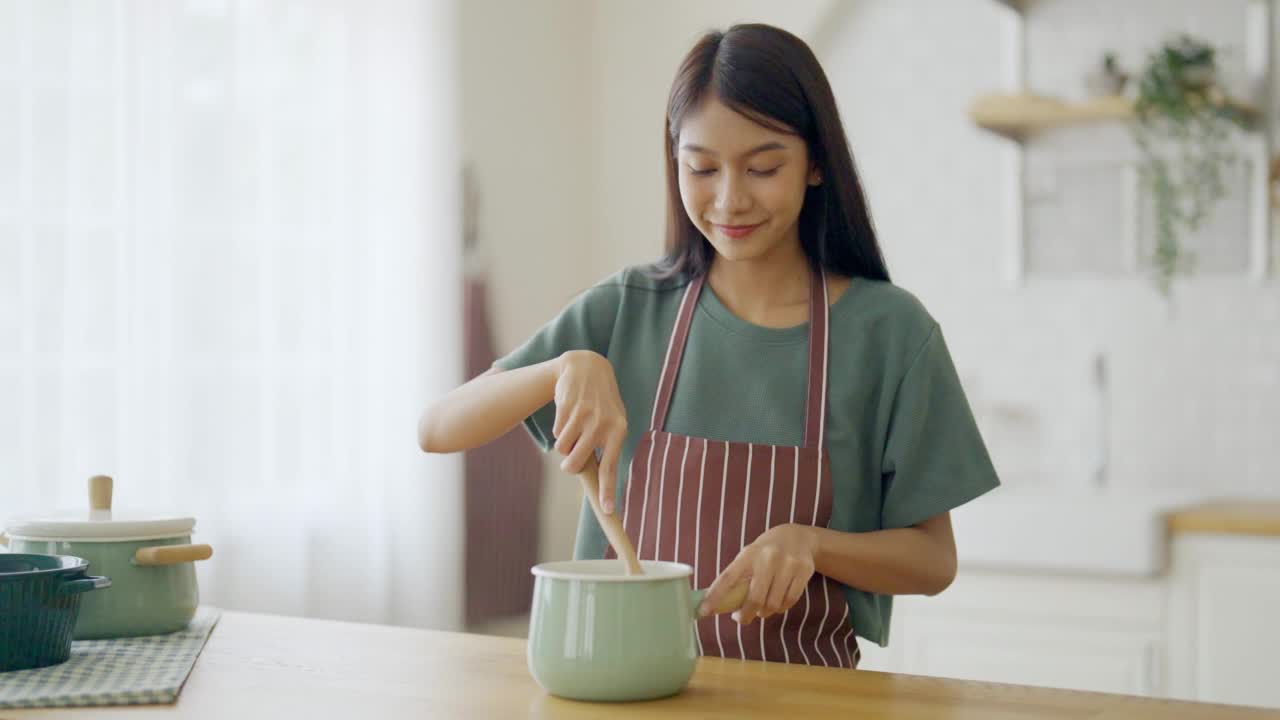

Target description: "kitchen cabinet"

left=859, top=502, right=1280, bottom=710
left=1166, top=534, right=1280, bottom=708
left=865, top=571, right=1167, bottom=697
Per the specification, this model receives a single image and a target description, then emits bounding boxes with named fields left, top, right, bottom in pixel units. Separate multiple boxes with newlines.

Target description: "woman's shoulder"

left=610, top=262, right=694, bottom=294
left=834, top=277, right=939, bottom=352
left=564, top=263, right=690, bottom=314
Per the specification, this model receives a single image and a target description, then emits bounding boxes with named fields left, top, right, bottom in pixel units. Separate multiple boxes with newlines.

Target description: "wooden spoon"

left=577, top=456, right=643, bottom=576
left=577, top=457, right=750, bottom=617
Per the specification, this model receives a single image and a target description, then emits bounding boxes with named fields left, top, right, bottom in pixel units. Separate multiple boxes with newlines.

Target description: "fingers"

left=734, top=571, right=773, bottom=626
left=555, top=408, right=598, bottom=474
left=553, top=410, right=582, bottom=456
left=550, top=353, right=629, bottom=495
left=555, top=408, right=626, bottom=486
left=759, top=555, right=814, bottom=620
left=596, top=428, right=625, bottom=514
left=782, top=573, right=808, bottom=613
left=724, top=547, right=814, bottom=624
left=560, top=429, right=598, bottom=474
left=551, top=385, right=577, bottom=438
left=762, top=568, right=792, bottom=619
left=700, top=558, right=748, bottom=618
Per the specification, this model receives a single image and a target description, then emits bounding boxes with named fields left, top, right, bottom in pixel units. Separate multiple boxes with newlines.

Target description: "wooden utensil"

left=577, top=457, right=749, bottom=615
left=578, top=456, right=643, bottom=576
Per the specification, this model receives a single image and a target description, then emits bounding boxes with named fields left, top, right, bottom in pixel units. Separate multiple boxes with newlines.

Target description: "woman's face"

left=676, top=96, right=821, bottom=265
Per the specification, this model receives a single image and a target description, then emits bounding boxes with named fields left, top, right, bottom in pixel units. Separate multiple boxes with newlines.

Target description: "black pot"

left=0, top=554, right=111, bottom=672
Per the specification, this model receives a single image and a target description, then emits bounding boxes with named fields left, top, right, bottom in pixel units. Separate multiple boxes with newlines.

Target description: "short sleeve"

left=492, top=281, right=623, bottom=451
left=880, top=325, right=1000, bottom=528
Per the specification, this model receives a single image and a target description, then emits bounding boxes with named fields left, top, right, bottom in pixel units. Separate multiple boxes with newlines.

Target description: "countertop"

left=4, top=611, right=1276, bottom=719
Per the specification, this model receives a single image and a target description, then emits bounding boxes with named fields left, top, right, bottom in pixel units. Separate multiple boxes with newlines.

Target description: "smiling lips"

left=713, top=222, right=764, bottom=239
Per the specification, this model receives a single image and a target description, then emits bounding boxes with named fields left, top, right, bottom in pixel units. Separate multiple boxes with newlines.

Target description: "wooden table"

left=5, top=611, right=1276, bottom=719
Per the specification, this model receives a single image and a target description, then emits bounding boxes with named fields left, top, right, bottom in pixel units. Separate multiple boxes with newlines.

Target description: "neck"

left=706, top=238, right=812, bottom=327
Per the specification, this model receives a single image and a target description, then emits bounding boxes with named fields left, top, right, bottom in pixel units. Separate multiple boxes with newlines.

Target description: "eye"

left=686, top=165, right=718, bottom=177
left=749, top=166, right=781, bottom=177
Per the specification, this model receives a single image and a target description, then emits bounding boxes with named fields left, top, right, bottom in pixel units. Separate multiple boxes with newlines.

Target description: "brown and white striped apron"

left=605, top=270, right=859, bottom=668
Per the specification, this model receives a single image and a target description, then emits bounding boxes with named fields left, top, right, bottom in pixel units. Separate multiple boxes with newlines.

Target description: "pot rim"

left=0, top=553, right=90, bottom=580
left=531, top=559, right=692, bottom=582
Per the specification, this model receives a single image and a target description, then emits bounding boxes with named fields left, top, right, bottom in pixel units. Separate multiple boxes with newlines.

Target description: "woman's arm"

left=418, top=349, right=630, bottom=513
left=417, top=361, right=560, bottom=454
left=810, top=512, right=956, bottom=596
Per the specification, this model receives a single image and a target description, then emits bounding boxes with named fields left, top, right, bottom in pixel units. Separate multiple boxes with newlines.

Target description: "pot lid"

left=4, top=474, right=197, bottom=541
left=5, top=513, right=196, bottom=541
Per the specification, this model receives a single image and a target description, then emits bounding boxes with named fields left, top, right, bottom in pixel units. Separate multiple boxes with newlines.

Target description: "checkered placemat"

left=0, top=606, right=220, bottom=708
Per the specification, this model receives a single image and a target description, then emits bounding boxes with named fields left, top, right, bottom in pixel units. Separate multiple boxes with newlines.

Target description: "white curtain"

left=0, top=0, right=463, bottom=630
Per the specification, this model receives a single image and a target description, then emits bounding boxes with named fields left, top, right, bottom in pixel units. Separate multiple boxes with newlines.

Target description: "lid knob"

left=89, top=475, right=113, bottom=513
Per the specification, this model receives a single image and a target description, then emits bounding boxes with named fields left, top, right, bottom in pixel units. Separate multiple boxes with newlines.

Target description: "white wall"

left=458, top=0, right=596, bottom=566
left=819, top=0, right=1280, bottom=496
left=463, top=0, right=1280, bottom=566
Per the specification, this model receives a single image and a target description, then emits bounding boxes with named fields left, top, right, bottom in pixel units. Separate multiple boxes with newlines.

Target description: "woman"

left=419, top=23, right=1000, bottom=668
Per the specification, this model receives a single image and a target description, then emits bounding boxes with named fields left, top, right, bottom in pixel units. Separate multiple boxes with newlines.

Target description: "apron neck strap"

left=648, top=273, right=702, bottom=434
left=649, top=269, right=830, bottom=451
left=802, top=269, right=829, bottom=451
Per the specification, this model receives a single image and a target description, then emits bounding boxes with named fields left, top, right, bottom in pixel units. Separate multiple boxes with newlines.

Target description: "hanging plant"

left=1130, top=35, right=1254, bottom=296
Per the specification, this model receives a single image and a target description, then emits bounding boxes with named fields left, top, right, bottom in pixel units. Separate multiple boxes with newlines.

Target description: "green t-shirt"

left=495, top=264, right=1000, bottom=647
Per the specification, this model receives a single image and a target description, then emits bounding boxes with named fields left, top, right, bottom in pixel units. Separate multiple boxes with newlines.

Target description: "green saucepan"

left=2, top=475, right=212, bottom=639
left=527, top=559, right=746, bottom=702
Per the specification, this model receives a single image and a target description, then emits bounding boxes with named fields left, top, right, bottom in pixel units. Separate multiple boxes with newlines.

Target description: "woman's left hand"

left=699, top=523, right=820, bottom=624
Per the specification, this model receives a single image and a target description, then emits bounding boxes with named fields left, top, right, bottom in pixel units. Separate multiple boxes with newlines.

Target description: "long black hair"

left=658, top=23, right=891, bottom=283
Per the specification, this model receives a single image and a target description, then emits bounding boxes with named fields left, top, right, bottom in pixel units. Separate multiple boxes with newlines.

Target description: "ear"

left=807, top=164, right=823, bottom=186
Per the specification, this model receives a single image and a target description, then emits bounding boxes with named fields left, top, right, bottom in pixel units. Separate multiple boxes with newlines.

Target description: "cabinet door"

left=876, top=571, right=1167, bottom=696
left=1167, top=536, right=1280, bottom=709
left=894, top=616, right=1162, bottom=696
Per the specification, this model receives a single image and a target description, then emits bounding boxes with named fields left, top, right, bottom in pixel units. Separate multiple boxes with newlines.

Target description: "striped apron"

left=605, top=269, right=859, bottom=668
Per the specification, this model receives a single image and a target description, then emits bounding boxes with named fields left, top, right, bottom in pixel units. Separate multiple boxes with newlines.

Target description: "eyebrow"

left=678, top=141, right=787, bottom=158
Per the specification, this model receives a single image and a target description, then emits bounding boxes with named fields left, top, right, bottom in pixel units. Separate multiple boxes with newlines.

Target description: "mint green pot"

left=9, top=535, right=207, bottom=640
left=528, top=560, right=712, bottom=703
left=5, top=475, right=213, bottom=640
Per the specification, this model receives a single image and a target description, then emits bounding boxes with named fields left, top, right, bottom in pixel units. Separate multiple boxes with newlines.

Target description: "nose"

left=713, top=173, right=752, bottom=215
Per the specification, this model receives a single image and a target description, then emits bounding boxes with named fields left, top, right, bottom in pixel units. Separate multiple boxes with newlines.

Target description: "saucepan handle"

left=691, top=580, right=750, bottom=619
left=134, top=544, right=214, bottom=567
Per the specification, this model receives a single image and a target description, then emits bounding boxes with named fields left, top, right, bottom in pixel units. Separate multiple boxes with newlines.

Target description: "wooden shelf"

left=1167, top=501, right=1280, bottom=538
left=970, top=92, right=1261, bottom=139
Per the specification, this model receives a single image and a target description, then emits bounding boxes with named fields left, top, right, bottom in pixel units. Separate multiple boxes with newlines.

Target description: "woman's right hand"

left=552, top=350, right=628, bottom=513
